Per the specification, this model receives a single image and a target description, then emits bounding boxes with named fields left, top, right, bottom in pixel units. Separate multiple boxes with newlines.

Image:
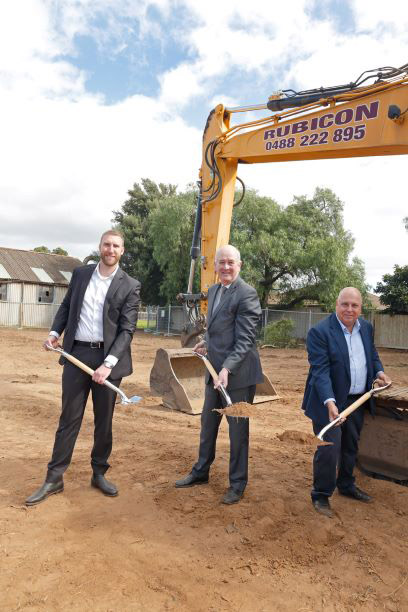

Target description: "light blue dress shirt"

left=336, top=316, right=367, bottom=394
left=324, top=316, right=367, bottom=405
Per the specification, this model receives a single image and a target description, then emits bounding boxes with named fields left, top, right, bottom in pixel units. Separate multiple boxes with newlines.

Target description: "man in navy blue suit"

left=302, top=287, right=391, bottom=518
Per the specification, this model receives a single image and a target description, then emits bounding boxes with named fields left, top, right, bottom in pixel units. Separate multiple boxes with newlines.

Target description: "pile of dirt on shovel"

left=213, top=402, right=258, bottom=417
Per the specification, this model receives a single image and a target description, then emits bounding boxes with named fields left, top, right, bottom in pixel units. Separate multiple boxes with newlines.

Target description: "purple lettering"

left=319, top=114, right=334, bottom=129
left=355, top=101, right=379, bottom=121
left=310, top=117, right=319, bottom=131
left=292, top=121, right=309, bottom=134
left=335, top=108, right=353, bottom=125
left=264, top=129, right=276, bottom=140
left=277, top=125, right=290, bottom=137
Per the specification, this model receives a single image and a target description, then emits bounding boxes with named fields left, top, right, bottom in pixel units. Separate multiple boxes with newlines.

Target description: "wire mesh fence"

left=1, top=301, right=406, bottom=349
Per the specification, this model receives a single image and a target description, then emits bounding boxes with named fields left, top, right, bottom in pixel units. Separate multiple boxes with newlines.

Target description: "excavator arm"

left=151, top=64, right=408, bottom=486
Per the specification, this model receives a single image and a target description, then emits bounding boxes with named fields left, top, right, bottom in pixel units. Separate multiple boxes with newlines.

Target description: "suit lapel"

left=207, top=277, right=240, bottom=331
left=76, top=265, right=95, bottom=319
left=103, top=268, right=125, bottom=320
left=206, top=284, right=218, bottom=328
left=359, top=319, right=372, bottom=375
left=330, top=313, right=351, bottom=382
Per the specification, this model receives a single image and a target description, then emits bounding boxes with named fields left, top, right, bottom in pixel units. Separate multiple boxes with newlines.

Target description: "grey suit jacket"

left=51, top=264, right=141, bottom=379
left=205, top=275, right=263, bottom=390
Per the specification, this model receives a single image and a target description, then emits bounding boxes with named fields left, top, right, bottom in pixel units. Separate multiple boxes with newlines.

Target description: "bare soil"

left=0, top=328, right=407, bottom=612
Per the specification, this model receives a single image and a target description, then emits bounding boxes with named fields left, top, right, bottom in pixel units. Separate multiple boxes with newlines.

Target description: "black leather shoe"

left=91, top=474, right=118, bottom=496
left=26, top=480, right=64, bottom=506
left=312, top=497, right=333, bottom=518
left=221, top=487, right=243, bottom=505
left=339, top=486, right=372, bottom=503
left=175, top=473, right=209, bottom=488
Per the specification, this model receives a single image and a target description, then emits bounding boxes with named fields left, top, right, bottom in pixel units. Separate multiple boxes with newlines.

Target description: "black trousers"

left=311, top=395, right=366, bottom=501
left=191, top=383, right=256, bottom=493
left=46, top=344, right=121, bottom=482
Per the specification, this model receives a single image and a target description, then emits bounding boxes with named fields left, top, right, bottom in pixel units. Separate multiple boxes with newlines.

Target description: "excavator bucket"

left=150, top=348, right=279, bottom=415
left=358, top=386, right=408, bottom=484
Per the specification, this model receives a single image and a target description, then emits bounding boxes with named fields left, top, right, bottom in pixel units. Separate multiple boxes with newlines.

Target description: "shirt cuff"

left=376, top=371, right=384, bottom=377
left=104, top=354, right=118, bottom=367
left=49, top=331, right=60, bottom=339
left=324, top=398, right=336, bottom=405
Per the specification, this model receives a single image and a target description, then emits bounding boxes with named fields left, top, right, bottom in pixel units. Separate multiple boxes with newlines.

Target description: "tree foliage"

left=375, top=265, right=408, bottom=314
left=112, top=179, right=178, bottom=305
left=109, top=179, right=367, bottom=310
left=231, top=187, right=368, bottom=310
left=52, top=247, right=68, bottom=256
left=34, top=246, right=68, bottom=255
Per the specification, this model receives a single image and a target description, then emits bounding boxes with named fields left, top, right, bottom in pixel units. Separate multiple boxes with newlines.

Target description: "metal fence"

left=2, top=301, right=408, bottom=349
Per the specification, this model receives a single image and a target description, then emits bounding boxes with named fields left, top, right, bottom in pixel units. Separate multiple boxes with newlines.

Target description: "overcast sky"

left=0, top=0, right=407, bottom=288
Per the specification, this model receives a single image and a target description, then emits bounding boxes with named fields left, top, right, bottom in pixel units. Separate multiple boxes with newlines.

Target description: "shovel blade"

left=120, top=395, right=142, bottom=405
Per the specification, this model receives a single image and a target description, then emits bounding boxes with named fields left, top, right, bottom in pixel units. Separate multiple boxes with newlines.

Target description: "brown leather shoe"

left=26, top=480, right=64, bottom=506
left=312, top=497, right=333, bottom=518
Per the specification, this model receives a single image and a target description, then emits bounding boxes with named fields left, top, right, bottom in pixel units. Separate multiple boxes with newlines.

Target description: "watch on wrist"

left=104, top=361, right=113, bottom=369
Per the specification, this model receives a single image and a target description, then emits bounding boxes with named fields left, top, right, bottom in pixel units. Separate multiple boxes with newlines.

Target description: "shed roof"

left=0, top=247, right=83, bottom=285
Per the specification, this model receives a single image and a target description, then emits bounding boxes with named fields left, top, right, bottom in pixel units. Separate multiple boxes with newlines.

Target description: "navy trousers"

left=311, top=395, right=366, bottom=501
left=191, top=383, right=256, bottom=493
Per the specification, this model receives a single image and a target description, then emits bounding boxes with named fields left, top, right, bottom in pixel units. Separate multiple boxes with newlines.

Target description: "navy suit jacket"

left=301, top=313, right=383, bottom=425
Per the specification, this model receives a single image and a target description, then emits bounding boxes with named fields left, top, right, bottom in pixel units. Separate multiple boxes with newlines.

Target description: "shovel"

left=192, top=351, right=253, bottom=417
left=317, top=381, right=391, bottom=441
left=47, top=345, right=142, bottom=405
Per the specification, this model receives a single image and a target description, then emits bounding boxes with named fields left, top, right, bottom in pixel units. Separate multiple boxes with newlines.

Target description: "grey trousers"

left=191, top=383, right=256, bottom=492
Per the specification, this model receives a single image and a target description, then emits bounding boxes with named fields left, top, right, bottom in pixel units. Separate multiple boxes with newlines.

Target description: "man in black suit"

left=175, top=245, right=263, bottom=504
left=26, top=229, right=141, bottom=506
left=302, top=287, right=391, bottom=518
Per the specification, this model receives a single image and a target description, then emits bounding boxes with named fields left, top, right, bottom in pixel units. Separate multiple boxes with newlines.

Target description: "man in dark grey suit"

left=26, top=229, right=141, bottom=506
left=175, top=245, right=263, bottom=504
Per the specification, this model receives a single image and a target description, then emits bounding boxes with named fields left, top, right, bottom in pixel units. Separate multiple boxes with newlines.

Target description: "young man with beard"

left=26, top=230, right=141, bottom=505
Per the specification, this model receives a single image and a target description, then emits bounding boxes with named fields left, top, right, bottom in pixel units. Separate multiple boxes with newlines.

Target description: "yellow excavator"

left=150, top=62, right=408, bottom=484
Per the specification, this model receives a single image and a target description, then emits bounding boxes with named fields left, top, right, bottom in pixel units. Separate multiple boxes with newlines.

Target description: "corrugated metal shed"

left=0, top=247, right=83, bottom=285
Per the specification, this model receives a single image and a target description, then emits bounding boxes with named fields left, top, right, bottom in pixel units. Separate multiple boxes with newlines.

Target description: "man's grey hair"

left=215, top=244, right=241, bottom=263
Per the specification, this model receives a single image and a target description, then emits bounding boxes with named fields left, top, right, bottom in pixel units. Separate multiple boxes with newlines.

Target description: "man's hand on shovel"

left=43, top=335, right=59, bottom=351
left=317, top=379, right=392, bottom=442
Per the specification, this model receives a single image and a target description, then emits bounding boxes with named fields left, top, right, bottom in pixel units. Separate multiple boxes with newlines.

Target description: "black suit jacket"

left=301, top=313, right=383, bottom=425
left=205, top=276, right=263, bottom=390
left=52, top=264, right=141, bottom=379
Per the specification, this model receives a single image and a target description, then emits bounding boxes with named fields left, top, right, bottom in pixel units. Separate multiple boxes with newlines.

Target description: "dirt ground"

left=0, top=328, right=407, bottom=612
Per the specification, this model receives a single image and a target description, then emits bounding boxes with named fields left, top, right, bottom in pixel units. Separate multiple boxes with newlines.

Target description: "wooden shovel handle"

left=201, top=355, right=219, bottom=383
left=340, top=390, right=373, bottom=418
left=58, top=349, right=95, bottom=377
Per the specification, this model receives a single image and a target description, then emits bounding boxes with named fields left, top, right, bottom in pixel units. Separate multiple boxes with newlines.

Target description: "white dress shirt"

left=51, top=263, right=119, bottom=367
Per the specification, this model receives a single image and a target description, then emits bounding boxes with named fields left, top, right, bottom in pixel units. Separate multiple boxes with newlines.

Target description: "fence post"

left=167, top=304, right=171, bottom=335
left=308, top=310, right=312, bottom=332
left=263, top=308, right=268, bottom=342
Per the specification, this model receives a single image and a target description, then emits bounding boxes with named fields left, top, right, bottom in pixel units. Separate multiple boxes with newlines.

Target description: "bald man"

left=175, top=245, right=263, bottom=504
left=302, top=287, right=391, bottom=517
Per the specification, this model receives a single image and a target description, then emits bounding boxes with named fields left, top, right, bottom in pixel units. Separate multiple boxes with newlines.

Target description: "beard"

left=100, top=252, right=121, bottom=267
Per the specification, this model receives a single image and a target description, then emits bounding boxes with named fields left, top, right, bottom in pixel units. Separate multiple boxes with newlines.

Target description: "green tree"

left=148, top=187, right=199, bottom=302
left=112, top=179, right=177, bottom=305
left=33, top=246, right=50, bottom=253
left=375, top=265, right=408, bottom=314
left=52, top=247, right=68, bottom=256
left=231, top=187, right=368, bottom=310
